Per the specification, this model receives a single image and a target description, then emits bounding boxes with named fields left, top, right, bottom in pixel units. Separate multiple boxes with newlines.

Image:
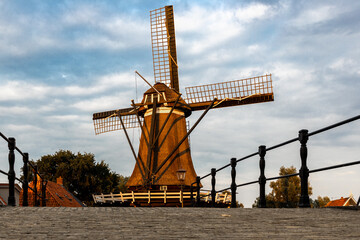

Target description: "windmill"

left=92, top=6, right=273, bottom=205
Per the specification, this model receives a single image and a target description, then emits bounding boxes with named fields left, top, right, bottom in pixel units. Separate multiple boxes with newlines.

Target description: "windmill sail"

left=185, top=74, right=274, bottom=111
left=150, top=6, right=179, bottom=92
left=93, top=107, right=142, bottom=135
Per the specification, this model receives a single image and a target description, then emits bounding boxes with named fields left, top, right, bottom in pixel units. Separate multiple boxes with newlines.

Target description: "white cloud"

left=290, top=5, right=340, bottom=27
left=329, top=58, right=359, bottom=74
left=0, top=81, right=52, bottom=101
left=235, top=3, right=272, bottom=23
left=61, top=5, right=148, bottom=50
left=64, top=72, right=135, bottom=96
left=5, top=124, right=44, bottom=132
left=0, top=72, right=134, bottom=102
left=176, top=6, right=244, bottom=55
left=0, top=4, right=148, bottom=57
left=62, top=5, right=100, bottom=26
left=0, top=106, right=32, bottom=116
left=72, top=95, right=132, bottom=112
left=45, top=114, right=85, bottom=123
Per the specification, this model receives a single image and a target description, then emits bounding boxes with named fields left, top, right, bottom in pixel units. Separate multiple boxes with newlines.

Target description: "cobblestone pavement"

left=0, top=207, right=359, bottom=239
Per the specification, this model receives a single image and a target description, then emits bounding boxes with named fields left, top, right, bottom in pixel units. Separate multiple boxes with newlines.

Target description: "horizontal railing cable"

left=217, top=187, right=231, bottom=193
left=199, top=173, right=211, bottom=180
left=309, top=160, right=360, bottom=174
left=236, top=152, right=258, bottom=163
left=308, top=114, right=360, bottom=137
left=266, top=173, right=299, bottom=181
left=0, top=132, right=9, bottom=143
left=266, top=137, right=299, bottom=152
left=15, top=147, right=24, bottom=157
left=15, top=176, right=24, bottom=184
left=215, top=163, right=231, bottom=173
left=0, top=169, right=8, bottom=176
left=236, top=180, right=259, bottom=188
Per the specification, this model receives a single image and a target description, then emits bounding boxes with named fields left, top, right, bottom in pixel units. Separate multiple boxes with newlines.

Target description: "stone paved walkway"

left=0, top=207, right=359, bottom=239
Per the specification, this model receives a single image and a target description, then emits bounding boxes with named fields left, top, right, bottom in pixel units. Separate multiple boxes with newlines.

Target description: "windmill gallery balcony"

left=92, top=190, right=231, bottom=207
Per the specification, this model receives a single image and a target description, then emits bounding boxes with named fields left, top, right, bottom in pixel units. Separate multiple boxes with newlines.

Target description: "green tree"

left=27, top=150, right=128, bottom=206
left=253, top=166, right=312, bottom=208
left=312, top=196, right=330, bottom=208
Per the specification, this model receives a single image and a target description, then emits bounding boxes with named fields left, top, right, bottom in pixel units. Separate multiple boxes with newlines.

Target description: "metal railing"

left=190, top=114, right=360, bottom=208
left=0, top=132, right=46, bottom=206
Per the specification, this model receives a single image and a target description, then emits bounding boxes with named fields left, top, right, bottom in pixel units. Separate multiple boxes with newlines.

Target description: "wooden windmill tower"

left=93, top=6, right=273, bottom=205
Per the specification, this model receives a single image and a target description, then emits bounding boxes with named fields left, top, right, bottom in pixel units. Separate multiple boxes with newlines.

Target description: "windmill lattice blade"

left=186, top=74, right=274, bottom=111
left=93, top=108, right=142, bottom=135
left=150, top=6, right=179, bottom=91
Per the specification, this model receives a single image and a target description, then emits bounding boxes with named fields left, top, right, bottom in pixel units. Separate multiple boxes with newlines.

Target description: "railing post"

left=230, top=158, right=237, bottom=208
left=196, top=176, right=200, bottom=207
left=258, top=145, right=266, bottom=208
left=211, top=168, right=216, bottom=207
left=8, top=137, right=16, bottom=206
left=190, top=184, right=194, bottom=207
left=22, top=153, right=29, bottom=207
left=34, top=165, right=38, bottom=207
left=298, top=129, right=310, bottom=208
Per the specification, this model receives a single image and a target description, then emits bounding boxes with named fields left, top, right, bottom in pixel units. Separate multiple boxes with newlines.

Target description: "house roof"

left=43, top=181, right=84, bottom=207
left=325, top=196, right=357, bottom=207
left=26, top=179, right=84, bottom=207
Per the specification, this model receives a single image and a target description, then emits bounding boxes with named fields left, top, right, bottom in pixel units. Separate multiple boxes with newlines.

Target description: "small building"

left=0, top=183, right=22, bottom=206
left=325, top=195, right=357, bottom=208
left=20, top=177, right=84, bottom=207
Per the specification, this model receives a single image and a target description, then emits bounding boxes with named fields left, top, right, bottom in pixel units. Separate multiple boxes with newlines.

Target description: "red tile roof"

left=20, top=178, right=84, bottom=207
left=325, top=196, right=357, bottom=207
left=45, top=181, right=83, bottom=207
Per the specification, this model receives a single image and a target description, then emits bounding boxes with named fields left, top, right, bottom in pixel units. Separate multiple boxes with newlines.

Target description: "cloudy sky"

left=1, top=0, right=359, bottom=207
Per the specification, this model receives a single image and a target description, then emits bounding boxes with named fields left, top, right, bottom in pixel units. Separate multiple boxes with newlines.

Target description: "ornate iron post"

left=258, top=145, right=266, bottom=208
left=8, top=137, right=16, bottom=206
left=22, top=153, right=29, bottom=206
left=196, top=176, right=200, bottom=207
left=230, top=158, right=237, bottom=208
left=299, top=129, right=310, bottom=208
left=211, top=168, right=216, bottom=207
left=34, top=165, right=38, bottom=207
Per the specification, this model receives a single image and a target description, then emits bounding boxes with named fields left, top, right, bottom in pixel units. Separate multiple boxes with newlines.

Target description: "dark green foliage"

left=27, top=150, right=128, bottom=206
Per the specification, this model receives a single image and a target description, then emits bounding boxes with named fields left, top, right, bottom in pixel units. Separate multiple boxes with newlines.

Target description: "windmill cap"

left=138, top=82, right=191, bottom=117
